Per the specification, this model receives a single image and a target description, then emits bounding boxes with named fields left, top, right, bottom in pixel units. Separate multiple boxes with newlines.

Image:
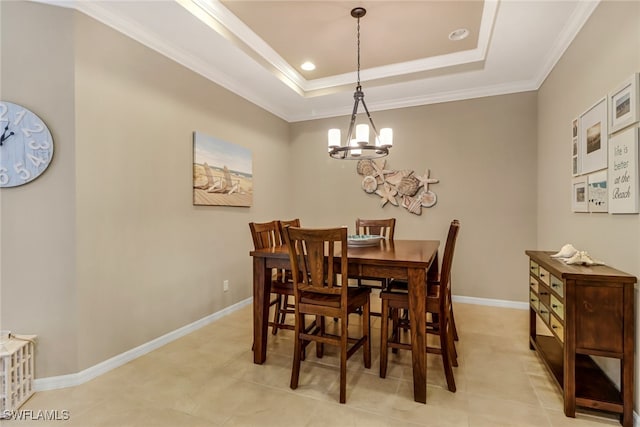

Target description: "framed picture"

left=609, top=73, right=639, bottom=134
left=571, top=176, right=588, bottom=212
left=192, top=131, right=253, bottom=207
left=579, top=98, right=608, bottom=174
left=572, top=118, right=580, bottom=176
left=608, top=126, right=639, bottom=214
left=587, top=170, right=607, bottom=212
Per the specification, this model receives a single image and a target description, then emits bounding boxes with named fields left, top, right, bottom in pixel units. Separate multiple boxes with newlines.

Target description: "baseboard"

left=34, top=297, right=252, bottom=391
left=452, top=294, right=529, bottom=310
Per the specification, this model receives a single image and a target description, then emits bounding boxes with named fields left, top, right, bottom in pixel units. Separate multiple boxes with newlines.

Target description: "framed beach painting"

left=192, top=131, right=253, bottom=207
left=571, top=176, right=588, bottom=213
left=579, top=98, right=608, bottom=174
left=609, top=73, right=639, bottom=134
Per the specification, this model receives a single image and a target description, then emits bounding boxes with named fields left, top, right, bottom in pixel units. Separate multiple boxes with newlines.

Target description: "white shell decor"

left=402, top=195, right=422, bottom=215
left=421, top=190, right=437, bottom=207
left=356, top=162, right=440, bottom=215
left=375, top=183, right=398, bottom=207
left=361, top=175, right=378, bottom=193
left=396, top=175, right=421, bottom=196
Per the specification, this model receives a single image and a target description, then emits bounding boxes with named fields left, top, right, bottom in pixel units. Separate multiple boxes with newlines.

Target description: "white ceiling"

left=38, top=0, right=599, bottom=122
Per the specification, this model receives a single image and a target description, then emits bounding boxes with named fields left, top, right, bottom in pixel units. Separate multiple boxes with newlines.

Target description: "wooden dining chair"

left=271, top=218, right=301, bottom=331
left=249, top=220, right=295, bottom=335
left=379, top=219, right=460, bottom=393
left=354, top=219, right=395, bottom=289
left=282, top=226, right=371, bottom=404
left=352, top=218, right=396, bottom=315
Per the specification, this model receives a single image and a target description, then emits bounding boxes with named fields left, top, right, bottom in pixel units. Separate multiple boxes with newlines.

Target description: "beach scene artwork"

left=193, top=131, right=253, bottom=207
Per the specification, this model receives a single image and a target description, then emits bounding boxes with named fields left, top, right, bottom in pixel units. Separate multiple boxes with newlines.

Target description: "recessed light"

left=448, top=28, right=469, bottom=41
left=301, top=61, right=316, bottom=71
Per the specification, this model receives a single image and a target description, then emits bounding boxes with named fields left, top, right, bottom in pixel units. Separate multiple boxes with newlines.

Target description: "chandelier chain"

left=356, top=15, right=361, bottom=87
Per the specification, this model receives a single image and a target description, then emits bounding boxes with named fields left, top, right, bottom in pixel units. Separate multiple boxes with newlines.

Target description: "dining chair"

left=379, top=219, right=460, bottom=393
left=272, top=218, right=301, bottom=331
left=352, top=218, right=396, bottom=315
left=282, top=225, right=371, bottom=404
left=249, top=220, right=295, bottom=335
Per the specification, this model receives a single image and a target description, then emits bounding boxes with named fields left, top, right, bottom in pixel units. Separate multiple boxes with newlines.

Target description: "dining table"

left=250, top=238, right=440, bottom=404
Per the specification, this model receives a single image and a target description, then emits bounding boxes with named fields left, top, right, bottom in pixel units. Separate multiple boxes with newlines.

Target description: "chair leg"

left=391, top=306, right=400, bottom=354
left=380, top=298, right=389, bottom=378
left=363, top=297, right=371, bottom=369
left=450, top=303, right=459, bottom=342
left=317, top=316, right=325, bottom=358
left=272, top=294, right=282, bottom=335
left=440, top=320, right=456, bottom=392
left=339, top=311, right=348, bottom=404
left=290, top=313, right=303, bottom=390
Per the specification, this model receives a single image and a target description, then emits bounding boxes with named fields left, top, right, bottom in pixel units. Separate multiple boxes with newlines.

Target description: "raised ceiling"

left=38, top=0, right=599, bottom=122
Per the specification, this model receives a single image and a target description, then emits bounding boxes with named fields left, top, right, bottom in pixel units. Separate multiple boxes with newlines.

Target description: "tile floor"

left=7, top=297, right=623, bottom=426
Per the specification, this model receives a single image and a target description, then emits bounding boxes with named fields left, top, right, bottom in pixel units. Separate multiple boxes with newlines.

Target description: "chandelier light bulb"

left=328, top=129, right=341, bottom=151
left=380, top=128, right=393, bottom=147
left=350, top=139, right=362, bottom=156
left=355, top=124, right=369, bottom=145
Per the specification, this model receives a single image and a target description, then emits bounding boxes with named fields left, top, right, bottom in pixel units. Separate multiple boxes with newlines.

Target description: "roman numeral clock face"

left=0, top=101, right=54, bottom=187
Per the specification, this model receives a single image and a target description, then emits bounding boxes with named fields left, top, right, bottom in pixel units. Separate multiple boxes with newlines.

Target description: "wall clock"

left=0, top=101, right=54, bottom=188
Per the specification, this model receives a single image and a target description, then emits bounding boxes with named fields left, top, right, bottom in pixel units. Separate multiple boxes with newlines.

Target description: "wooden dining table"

left=250, top=238, right=440, bottom=403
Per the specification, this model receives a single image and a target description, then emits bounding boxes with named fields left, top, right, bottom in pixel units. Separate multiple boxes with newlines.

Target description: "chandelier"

left=328, top=7, right=393, bottom=160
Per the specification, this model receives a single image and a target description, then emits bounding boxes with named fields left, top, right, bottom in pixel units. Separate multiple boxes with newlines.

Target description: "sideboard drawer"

left=530, top=290, right=539, bottom=311
left=551, top=294, right=564, bottom=320
left=529, top=260, right=539, bottom=277
left=539, top=304, right=551, bottom=324
left=538, top=267, right=550, bottom=286
left=538, top=286, right=551, bottom=307
left=529, top=277, right=538, bottom=293
left=550, top=316, right=564, bottom=343
left=550, top=275, right=564, bottom=298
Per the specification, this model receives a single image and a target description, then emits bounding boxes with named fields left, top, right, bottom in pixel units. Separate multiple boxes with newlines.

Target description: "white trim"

left=290, top=79, right=538, bottom=122
left=34, top=297, right=252, bottom=391
left=452, top=294, right=529, bottom=310
left=533, top=0, right=600, bottom=88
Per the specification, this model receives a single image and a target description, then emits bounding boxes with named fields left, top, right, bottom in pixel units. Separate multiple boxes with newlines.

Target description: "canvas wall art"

left=192, top=131, right=253, bottom=207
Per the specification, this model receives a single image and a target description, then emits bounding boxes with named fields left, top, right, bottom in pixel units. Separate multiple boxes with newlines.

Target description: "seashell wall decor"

left=356, top=160, right=440, bottom=215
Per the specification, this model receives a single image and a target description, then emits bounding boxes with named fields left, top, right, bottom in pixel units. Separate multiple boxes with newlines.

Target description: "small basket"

left=0, top=335, right=36, bottom=417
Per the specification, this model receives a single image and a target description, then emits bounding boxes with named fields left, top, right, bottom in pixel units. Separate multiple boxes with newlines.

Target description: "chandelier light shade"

left=328, top=7, right=393, bottom=160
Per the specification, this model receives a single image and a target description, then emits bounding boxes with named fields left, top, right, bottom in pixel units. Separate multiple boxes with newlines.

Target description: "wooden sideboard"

left=526, top=250, right=636, bottom=427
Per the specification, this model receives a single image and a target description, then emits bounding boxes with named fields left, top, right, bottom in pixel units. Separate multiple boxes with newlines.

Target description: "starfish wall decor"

left=356, top=159, right=439, bottom=215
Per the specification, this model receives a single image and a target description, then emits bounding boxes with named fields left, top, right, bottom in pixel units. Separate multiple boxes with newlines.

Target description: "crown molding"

left=533, top=0, right=600, bottom=88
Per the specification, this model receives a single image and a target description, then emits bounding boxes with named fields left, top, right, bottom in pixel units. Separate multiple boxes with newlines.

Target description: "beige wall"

left=1, top=2, right=290, bottom=376
left=0, top=2, right=78, bottom=377
left=290, top=92, right=538, bottom=303
left=537, top=0, right=639, bottom=412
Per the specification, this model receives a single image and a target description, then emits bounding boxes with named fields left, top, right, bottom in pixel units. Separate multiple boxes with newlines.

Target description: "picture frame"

left=608, top=126, right=639, bottom=214
left=579, top=98, right=608, bottom=174
left=587, top=170, right=607, bottom=213
left=609, top=73, right=639, bottom=134
left=192, top=131, right=253, bottom=207
left=571, top=176, right=588, bottom=213
left=572, top=117, right=580, bottom=176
